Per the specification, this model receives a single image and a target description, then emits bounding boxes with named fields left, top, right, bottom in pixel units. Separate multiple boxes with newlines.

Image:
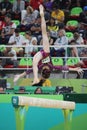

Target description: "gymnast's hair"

left=41, top=64, right=51, bottom=79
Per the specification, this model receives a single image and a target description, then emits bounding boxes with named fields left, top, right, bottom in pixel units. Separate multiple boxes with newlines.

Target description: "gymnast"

left=14, top=4, right=83, bottom=86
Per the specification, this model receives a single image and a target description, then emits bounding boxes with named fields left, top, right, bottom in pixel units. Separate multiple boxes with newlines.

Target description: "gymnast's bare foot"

left=39, top=4, right=44, bottom=17
left=32, top=79, right=40, bottom=85
left=14, top=75, right=20, bottom=83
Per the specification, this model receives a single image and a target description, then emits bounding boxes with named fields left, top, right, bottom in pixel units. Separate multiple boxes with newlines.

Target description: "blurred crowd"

left=0, top=0, right=87, bottom=75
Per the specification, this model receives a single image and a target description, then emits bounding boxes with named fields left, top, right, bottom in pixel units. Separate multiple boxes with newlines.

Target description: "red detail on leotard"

left=40, top=50, right=50, bottom=59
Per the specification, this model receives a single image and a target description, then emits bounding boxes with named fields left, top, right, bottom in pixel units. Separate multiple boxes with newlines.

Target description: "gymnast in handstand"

left=14, top=5, right=52, bottom=86
left=14, top=4, right=83, bottom=86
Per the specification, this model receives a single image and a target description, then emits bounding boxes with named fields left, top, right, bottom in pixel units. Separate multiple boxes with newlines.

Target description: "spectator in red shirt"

left=0, top=21, right=5, bottom=32
left=0, top=14, right=16, bottom=44
left=29, top=0, right=43, bottom=10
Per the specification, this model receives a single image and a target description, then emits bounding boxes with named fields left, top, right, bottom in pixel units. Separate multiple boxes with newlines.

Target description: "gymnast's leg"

left=14, top=71, right=26, bottom=83
left=39, top=4, right=50, bottom=53
left=32, top=4, right=50, bottom=85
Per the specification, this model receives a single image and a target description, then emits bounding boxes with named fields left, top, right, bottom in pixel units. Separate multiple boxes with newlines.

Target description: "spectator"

left=58, top=0, right=71, bottom=10
left=76, top=0, right=87, bottom=8
left=47, top=17, right=59, bottom=41
left=0, top=14, right=16, bottom=44
left=0, top=0, right=12, bottom=20
left=70, top=0, right=81, bottom=8
left=30, top=16, right=42, bottom=44
left=43, top=0, right=54, bottom=12
left=0, top=47, right=18, bottom=68
left=25, top=31, right=38, bottom=57
left=8, top=28, right=25, bottom=57
left=79, top=6, right=87, bottom=24
left=73, top=32, right=84, bottom=45
left=50, top=29, right=68, bottom=57
left=51, top=5, right=65, bottom=23
left=43, top=6, right=51, bottom=23
left=76, top=23, right=87, bottom=39
left=68, top=32, right=84, bottom=57
left=29, top=0, right=43, bottom=10
left=57, top=0, right=71, bottom=24
left=0, top=21, right=5, bottom=33
left=12, top=0, right=25, bottom=20
left=20, top=6, right=36, bottom=31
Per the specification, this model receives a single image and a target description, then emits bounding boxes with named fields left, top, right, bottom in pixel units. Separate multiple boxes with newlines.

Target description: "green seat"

left=19, top=32, right=25, bottom=36
left=19, top=58, right=33, bottom=66
left=14, top=86, right=37, bottom=94
left=66, top=32, right=73, bottom=39
left=66, top=20, right=79, bottom=27
left=41, top=87, right=56, bottom=94
left=9, top=0, right=15, bottom=3
left=12, top=20, right=20, bottom=26
left=66, top=58, right=79, bottom=66
left=0, top=45, right=6, bottom=52
left=5, top=89, right=14, bottom=94
left=14, top=86, right=19, bottom=91
left=70, top=7, right=83, bottom=16
left=25, top=87, right=37, bottom=94
left=52, top=57, right=63, bottom=66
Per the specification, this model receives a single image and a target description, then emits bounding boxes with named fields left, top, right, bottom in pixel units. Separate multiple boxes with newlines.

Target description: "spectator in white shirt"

left=8, top=28, right=25, bottom=56
left=50, top=29, right=68, bottom=57
left=21, top=6, right=36, bottom=25
left=24, top=31, right=38, bottom=56
left=69, top=32, right=84, bottom=57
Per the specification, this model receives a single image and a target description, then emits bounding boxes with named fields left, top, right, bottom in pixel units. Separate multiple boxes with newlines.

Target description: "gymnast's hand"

left=76, top=67, right=84, bottom=75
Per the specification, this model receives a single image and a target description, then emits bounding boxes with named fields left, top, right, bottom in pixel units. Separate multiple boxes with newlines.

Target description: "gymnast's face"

left=41, top=66, right=51, bottom=79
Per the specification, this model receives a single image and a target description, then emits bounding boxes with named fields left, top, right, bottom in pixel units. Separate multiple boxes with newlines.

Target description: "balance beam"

left=12, top=96, right=75, bottom=110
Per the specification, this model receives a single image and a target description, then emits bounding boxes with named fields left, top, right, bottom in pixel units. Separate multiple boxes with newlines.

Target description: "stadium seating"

left=12, top=20, right=20, bottom=26
left=19, top=32, right=25, bottom=36
left=66, top=32, right=74, bottom=40
left=52, top=57, right=63, bottom=66
left=9, top=0, right=15, bottom=3
left=13, top=86, right=56, bottom=94
left=66, top=58, right=80, bottom=66
left=66, top=20, right=79, bottom=31
left=70, top=7, right=83, bottom=19
left=0, top=45, right=6, bottom=52
left=19, top=57, right=33, bottom=67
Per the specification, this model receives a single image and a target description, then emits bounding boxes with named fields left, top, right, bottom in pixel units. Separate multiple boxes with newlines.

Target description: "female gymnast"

left=14, top=4, right=83, bottom=86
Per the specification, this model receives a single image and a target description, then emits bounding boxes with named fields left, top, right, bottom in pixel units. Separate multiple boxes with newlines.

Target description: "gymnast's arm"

left=52, top=65, right=83, bottom=74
